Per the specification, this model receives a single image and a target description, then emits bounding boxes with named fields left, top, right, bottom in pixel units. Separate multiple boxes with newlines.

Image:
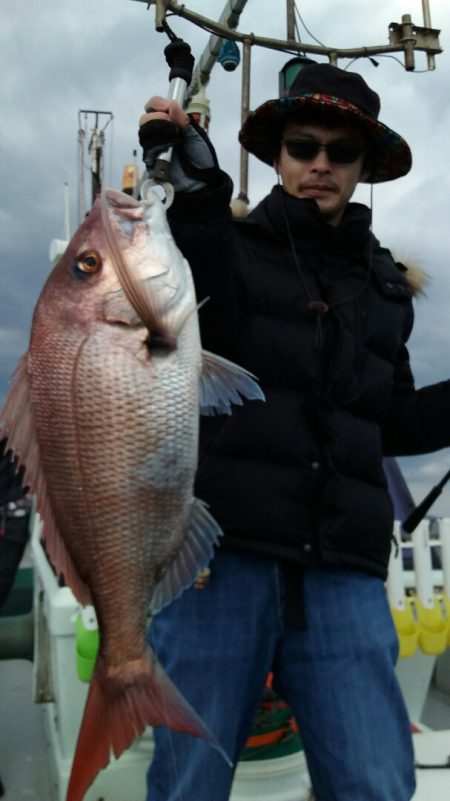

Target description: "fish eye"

left=76, top=249, right=103, bottom=273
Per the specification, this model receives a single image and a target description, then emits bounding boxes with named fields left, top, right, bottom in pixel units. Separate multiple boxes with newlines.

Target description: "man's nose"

left=311, top=147, right=332, bottom=170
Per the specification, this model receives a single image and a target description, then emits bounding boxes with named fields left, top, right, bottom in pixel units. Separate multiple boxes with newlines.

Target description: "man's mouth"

left=302, top=184, right=336, bottom=195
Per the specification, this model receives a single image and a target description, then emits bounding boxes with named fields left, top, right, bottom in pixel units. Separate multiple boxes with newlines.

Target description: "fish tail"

left=66, top=648, right=231, bottom=801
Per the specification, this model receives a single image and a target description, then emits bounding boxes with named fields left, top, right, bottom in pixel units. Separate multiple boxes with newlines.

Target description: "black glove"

left=0, top=439, right=28, bottom=505
left=139, top=117, right=220, bottom=193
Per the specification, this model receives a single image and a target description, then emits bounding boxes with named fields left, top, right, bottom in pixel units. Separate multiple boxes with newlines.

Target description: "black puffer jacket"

left=168, top=178, right=450, bottom=579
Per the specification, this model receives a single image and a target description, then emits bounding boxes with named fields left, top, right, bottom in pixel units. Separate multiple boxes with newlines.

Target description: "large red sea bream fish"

left=0, top=188, right=263, bottom=801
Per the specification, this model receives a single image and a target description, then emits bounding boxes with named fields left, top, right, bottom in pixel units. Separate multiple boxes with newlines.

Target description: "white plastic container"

left=232, top=752, right=310, bottom=801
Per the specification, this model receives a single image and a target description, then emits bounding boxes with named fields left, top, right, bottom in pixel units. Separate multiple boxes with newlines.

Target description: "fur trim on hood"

left=393, top=257, right=429, bottom=297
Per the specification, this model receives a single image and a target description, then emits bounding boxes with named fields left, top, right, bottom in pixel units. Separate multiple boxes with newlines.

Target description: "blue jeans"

left=147, top=552, right=415, bottom=801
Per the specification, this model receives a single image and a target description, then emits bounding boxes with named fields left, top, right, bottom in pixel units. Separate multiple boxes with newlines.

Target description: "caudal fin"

left=66, top=647, right=230, bottom=801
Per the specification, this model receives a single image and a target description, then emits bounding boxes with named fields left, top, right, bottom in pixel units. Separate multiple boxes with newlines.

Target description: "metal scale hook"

left=140, top=18, right=195, bottom=209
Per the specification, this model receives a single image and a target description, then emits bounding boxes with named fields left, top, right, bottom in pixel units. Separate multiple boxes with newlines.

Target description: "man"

left=138, top=64, right=450, bottom=801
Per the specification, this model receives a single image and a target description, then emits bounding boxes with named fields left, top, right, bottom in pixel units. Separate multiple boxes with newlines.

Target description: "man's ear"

left=360, top=166, right=371, bottom=182
left=273, top=157, right=280, bottom=175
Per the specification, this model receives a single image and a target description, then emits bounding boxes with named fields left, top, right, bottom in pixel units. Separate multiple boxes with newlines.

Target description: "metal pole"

left=154, top=0, right=171, bottom=31
left=239, top=40, right=251, bottom=205
left=153, top=76, right=190, bottom=181
left=186, top=0, right=250, bottom=102
left=422, top=0, right=432, bottom=28
left=422, top=0, right=435, bottom=70
left=401, top=14, right=416, bottom=72
left=155, top=2, right=442, bottom=65
left=287, top=0, right=295, bottom=41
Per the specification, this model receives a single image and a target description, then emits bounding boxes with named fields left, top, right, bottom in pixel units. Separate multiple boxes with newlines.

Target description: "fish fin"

left=200, top=350, right=265, bottom=416
left=150, top=498, right=222, bottom=615
left=0, top=355, right=91, bottom=605
left=66, top=648, right=231, bottom=801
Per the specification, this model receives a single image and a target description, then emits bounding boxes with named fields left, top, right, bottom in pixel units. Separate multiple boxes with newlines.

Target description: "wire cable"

left=294, top=2, right=327, bottom=48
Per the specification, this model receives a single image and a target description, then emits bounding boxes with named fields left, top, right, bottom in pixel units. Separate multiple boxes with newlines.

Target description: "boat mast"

left=78, top=109, right=113, bottom=219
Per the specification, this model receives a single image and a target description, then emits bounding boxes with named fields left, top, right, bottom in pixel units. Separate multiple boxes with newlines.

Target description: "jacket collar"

left=245, top=185, right=372, bottom=257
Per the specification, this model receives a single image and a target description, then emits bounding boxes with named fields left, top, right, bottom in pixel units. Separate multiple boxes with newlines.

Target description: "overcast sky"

left=1, top=0, right=450, bottom=513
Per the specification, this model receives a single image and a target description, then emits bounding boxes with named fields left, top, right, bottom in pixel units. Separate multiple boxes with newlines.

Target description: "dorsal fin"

left=0, top=355, right=91, bottom=604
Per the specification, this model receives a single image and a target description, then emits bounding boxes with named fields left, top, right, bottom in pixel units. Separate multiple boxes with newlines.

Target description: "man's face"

left=275, top=119, right=369, bottom=226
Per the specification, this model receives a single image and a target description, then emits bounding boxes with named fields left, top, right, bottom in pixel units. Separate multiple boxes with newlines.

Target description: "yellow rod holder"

left=391, top=599, right=419, bottom=659
left=441, top=592, right=450, bottom=647
left=415, top=595, right=448, bottom=656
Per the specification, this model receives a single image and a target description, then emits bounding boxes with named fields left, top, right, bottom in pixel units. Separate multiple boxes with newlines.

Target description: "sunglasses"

left=282, top=138, right=365, bottom=165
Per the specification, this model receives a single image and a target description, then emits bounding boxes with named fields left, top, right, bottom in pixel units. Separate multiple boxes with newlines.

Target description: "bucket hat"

left=239, top=63, right=412, bottom=183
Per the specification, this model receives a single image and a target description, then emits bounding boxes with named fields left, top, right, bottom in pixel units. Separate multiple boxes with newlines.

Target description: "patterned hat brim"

left=238, top=93, right=412, bottom=184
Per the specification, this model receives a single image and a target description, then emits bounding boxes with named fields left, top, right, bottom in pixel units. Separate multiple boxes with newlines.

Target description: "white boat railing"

left=387, top=519, right=450, bottom=658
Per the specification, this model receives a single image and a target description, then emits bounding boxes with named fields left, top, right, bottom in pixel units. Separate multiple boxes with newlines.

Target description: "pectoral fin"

left=200, top=350, right=265, bottom=416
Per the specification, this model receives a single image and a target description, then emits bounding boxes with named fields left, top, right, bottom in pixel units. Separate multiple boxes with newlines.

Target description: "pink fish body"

left=0, top=189, right=263, bottom=801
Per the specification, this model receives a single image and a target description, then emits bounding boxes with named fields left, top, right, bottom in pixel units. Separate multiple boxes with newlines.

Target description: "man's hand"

left=139, top=96, right=220, bottom=193
left=139, top=96, right=190, bottom=129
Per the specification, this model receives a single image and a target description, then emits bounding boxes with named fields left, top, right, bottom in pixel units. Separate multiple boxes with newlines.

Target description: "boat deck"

left=1, top=657, right=450, bottom=801
left=1, top=660, right=53, bottom=801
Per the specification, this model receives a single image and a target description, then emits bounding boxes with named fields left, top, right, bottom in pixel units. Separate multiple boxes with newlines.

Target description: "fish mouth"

left=103, top=189, right=148, bottom=238
left=102, top=189, right=178, bottom=289
left=102, top=189, right=167, bottom=272
left=103, top=188, right=142, bottom=212
left=100, top=187, right=192, bottom=340
left=100, top=188, right=165, bottom=333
